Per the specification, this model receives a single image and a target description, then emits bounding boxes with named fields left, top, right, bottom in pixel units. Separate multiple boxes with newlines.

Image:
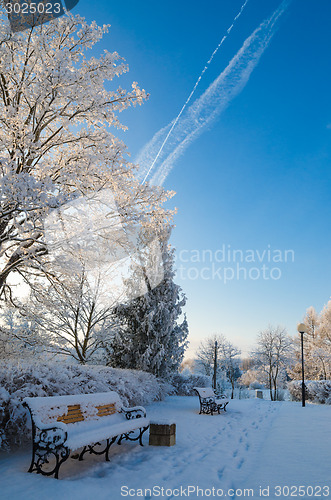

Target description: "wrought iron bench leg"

left=139, top=426, right=149, bottom=446
left=105, top=436, right=117, bottom=461
left=79, top=438, right=118, bottom=462
left=28, top=444, right=70, bottom=479
left=27, top=442, right=37, bottom=473
left=54, top=448, right=71, bottom=479
left=118, top=426, right=149, bottom=446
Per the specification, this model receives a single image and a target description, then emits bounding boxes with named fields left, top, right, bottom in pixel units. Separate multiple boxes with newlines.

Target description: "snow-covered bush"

left=171, top=373, right=210, bottom=396
left=275, top=389, right=287, bottom=401
left=287, top=381, right=302, bottom=402
left=307, top=381, right=331, bottom=404
left=237, top=388, right=250, bottom=399
left=0, top=360, right=171, bottom=451
left=288, top=380, right=331, bottom=404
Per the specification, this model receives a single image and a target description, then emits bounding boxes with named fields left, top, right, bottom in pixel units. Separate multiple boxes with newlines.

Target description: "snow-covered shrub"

left=307, top=380, right=331, bottom=404
left=288, top=380, right=331, bottom=404
left=0, top=360, right=171, bottom=451
left=288, top=381, right=303, bottom=402
left=236, top=388, right=250, bottom=399
left=275, top=389, right=286, bottom=401
left=171, top=373, right=210, bottom=396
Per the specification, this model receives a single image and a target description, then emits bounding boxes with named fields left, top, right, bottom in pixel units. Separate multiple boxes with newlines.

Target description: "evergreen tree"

left=109, top=236, right=189, bottom=379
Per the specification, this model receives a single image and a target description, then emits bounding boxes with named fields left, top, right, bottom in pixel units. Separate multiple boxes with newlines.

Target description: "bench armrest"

left=200, top=396, right=215, bottom=405
left=23, top=401, right=67, bottom=432
left=215, top=393, right=228, bottom=400
left=121, top=406, right=147, bottom=420
left=23, top=401, right=68, bottom=447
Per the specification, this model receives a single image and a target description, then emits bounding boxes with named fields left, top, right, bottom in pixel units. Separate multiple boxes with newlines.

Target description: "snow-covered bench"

left=194, top=387, right=229, bottom=415
left=23, top=392, right=149, bottom=479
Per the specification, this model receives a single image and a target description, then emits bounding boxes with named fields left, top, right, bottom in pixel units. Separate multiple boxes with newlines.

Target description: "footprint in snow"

left=237, top=458, right=245, bottom=469
left=93, top=469, right=107, bottom=478
left=217, top=466, right=225, bottom=480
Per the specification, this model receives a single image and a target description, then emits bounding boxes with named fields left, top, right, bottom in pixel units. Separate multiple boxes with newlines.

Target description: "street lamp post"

left=297, top=323, right=307, bottom=407
left=213, top=340, right=218, bottom=391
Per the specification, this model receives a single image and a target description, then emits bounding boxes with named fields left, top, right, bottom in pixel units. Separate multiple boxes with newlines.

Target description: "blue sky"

left=74, top=0, right=331, bottom=357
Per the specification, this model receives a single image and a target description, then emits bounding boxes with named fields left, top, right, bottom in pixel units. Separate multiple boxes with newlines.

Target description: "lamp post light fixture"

left=297, top=323, right=307, bottom=407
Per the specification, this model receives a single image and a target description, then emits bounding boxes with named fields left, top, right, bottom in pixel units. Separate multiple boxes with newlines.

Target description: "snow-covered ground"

left=0, top=397, right=330, bottom=500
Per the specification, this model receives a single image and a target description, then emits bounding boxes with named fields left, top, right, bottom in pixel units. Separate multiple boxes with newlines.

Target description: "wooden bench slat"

left=55, top=403, right=117, bottom=423
left=96, top=403, right=116, bottom=417
left=58, top=416, right=85, bottom=424
left=57, top=404, right=84, bottom=424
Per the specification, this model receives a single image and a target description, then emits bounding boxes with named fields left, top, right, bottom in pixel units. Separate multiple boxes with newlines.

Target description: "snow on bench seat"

left=23, top=391, right=149, bottom=478
left=65, top=413, right=150, bottom=450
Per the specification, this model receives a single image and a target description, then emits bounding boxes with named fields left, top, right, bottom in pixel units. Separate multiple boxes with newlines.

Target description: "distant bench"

left=194, top=387, right=229, bottom=415
left=23, top=392, right=149, bottom=479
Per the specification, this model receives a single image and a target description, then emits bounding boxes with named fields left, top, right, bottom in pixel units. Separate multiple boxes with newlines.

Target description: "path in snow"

left=0, top=397, right=330, bottom=500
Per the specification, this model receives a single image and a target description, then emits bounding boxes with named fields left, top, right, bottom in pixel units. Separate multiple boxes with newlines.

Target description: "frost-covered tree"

left=303, top=305, right=328, bottom=379
left=0, top=9, right=172, bottom=301
left=291, top=307, right=321, bottom=380
left=108, top=235, right=189, bottom=379
left=238, top=368, right=265, bottom=389
left=196, top=334, right=221, bottom=377
left=20, top=267, right=116, bottom=364
left=319, top=301, right=331, bottom=356
left=196, top=334, right=241, bottom=396
left=254, top=325, right=293, bottom=401
left=0, top=306, right=44, bottom=359
left=219, top=342, right=241, bottom=399
left=304, top=306, right=319, bottom=339
left=290, top=303, right=331, bottom=381
left=308, top=302, right=331, bottom=380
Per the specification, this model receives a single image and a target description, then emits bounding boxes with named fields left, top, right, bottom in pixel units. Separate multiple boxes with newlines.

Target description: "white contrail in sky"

left=137, top=0, right=290, bottom=186
left=140, top=0, right=250, bottom=184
